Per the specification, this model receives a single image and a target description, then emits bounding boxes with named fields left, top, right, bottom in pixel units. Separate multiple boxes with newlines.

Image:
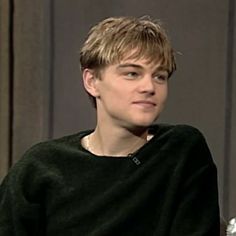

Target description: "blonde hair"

left=80, top=16, right=176, bottom=106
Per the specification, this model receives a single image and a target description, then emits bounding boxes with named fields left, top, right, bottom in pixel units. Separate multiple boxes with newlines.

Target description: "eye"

left=153, top=74, right=168, bottom=83
left=125, top=71, right=139, bottom=79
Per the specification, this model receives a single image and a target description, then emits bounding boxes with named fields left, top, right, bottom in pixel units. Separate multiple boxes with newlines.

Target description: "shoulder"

left=3, top=131, right=90, bottom=181
left=165, top=124, right=209, bottom=150
left=152, top=123, right=206, bottom=142
left=21, top=130, right=90, bottom=161
left=172, top=124, right=206, bottom=141
left=152, top=123, right=214, bottom=165
left=172, top=124, right=209, bottom=151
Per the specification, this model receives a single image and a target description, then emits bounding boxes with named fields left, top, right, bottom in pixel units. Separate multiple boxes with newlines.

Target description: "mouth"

left=132, top=100, right=157, bottom=108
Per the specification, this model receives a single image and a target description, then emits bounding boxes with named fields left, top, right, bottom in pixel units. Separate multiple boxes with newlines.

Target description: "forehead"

left=98, top=48, right=169, bottom=75
left=120, top=48, right=161, bottom=63
left=100, top=58, right=168, bottom=76
left=116, top=57, right=168, bottom=72
left=117, top=47, right=168, bottom=69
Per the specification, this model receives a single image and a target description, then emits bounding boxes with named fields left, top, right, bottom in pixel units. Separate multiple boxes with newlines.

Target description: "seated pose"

left=0, top=16, right=220, bottom=235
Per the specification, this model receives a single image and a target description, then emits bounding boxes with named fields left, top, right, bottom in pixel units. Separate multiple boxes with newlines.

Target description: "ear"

left=82, top=69, right=100, bottom=97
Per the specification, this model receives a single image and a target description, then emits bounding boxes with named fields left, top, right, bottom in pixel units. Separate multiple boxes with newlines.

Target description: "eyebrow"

left=116, top=63, right=143, bottom=69
left=116, top=63, right=168, bottom=73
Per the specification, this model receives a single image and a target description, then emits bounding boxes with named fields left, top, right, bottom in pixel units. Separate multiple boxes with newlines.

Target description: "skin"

left=82, top=57, right=169, bottom=157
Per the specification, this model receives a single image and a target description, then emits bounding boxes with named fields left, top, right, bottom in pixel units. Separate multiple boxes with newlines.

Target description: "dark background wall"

left=0, top=0, right=235, bottom=221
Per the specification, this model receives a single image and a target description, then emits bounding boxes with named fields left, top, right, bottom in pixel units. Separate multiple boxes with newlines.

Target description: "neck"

left=87, top=125, right=149, bottom=157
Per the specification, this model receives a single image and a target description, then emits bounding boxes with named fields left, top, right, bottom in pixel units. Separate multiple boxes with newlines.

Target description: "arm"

left=170, top=127, right=220, bottom=235
left=0, top=156, right=45, bottom=235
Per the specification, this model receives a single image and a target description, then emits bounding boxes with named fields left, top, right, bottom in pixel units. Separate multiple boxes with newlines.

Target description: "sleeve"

left=170, top=127, right=220, bottom=236
left=0, top=150, right=46, bottom=236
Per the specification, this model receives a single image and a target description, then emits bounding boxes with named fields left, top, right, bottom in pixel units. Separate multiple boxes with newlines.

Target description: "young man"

left=0, top=16, right=220, bottom=235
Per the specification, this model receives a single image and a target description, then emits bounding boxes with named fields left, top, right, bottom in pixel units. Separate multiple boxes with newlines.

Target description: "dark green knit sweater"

left=0, top=124, right=220, bottom=235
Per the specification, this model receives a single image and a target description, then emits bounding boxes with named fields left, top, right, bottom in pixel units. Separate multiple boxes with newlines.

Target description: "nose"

left=138, top=76, right=155, bottom=95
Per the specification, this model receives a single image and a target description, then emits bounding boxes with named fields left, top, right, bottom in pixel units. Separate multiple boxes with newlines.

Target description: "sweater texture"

left=0, top=124, right=220, bottom=235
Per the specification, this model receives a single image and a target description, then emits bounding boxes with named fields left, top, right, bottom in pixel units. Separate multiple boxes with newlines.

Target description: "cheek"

left=164, top=88, right=168, bottom=101
left=100, top=87, right=125, bottom=105
left=107, top=85, right=129, bottom=98
left=158, top=86, right=168, bottom=102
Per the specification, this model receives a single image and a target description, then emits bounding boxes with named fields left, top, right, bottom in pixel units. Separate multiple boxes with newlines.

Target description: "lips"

left=132, top=100, right=157, bottom=107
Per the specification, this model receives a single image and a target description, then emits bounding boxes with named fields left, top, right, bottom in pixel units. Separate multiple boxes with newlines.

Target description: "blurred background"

left=0, top=0, right=235, bottom=222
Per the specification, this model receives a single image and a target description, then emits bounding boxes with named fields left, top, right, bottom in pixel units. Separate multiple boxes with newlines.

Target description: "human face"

left=94, top=58, right=169, bottom=130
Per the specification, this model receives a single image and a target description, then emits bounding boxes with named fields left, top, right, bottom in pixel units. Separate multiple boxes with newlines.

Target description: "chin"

left=134, top=114, right=159, bottom=125
left=118, top=113, right=160, bottom=130
left=130, top=118, right=158, bottom=129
